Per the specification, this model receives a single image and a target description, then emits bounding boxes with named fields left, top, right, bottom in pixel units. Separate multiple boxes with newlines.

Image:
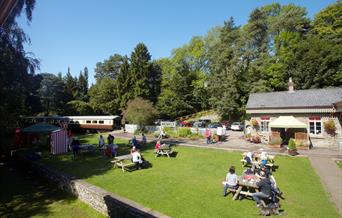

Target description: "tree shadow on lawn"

left=0, top=162, right=78, bottom=218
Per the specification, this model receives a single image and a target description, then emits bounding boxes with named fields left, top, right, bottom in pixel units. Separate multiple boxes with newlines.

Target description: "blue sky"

left=19, top=0, right=336, bottom=85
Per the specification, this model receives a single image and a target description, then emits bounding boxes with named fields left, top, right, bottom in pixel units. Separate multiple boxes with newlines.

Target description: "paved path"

left=112, top=130, right=342, bottom=215
left=309, top=157, right=342, bottom=215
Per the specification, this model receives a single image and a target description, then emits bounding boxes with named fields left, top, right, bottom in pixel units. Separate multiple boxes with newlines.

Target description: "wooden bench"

left=111, top=154, right=136, bottom=172
left=155, top=144, right=174, bottom=158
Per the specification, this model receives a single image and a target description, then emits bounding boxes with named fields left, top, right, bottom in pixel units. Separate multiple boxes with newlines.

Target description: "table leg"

left=233, top=186, right=242, bottom=200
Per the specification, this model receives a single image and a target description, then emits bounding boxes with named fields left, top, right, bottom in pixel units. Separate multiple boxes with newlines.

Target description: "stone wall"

left=16, top=155, right=169, bottom=218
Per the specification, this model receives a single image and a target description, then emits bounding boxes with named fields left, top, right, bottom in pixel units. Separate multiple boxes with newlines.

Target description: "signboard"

left=160, top=121, right=176, bottom=128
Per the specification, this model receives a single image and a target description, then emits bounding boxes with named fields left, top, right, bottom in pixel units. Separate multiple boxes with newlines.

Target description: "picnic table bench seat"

left=111, top=154, right=136, bottom=172
left=155, top=144, right=174, bottom=158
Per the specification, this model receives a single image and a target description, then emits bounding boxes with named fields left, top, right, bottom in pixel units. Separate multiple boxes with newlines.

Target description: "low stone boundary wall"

left=15, top=155, right=169, bottom=218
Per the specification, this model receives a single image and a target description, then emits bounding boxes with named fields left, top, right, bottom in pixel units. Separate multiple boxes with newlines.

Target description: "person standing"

left=142, top=133, right=147, bottom=146
left=71, top=137, right=80, bottom=159
left=107, top=134, right=114, bottom=145
left=98, top=135, right=105, bottom=149
left=205, top=128, right=212, bottom=144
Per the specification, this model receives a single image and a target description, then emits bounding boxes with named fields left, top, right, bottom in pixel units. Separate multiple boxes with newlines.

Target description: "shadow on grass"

left=0, top=161, right=78, bottom=218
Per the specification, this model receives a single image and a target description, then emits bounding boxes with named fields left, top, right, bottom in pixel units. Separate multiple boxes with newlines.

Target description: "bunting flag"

left=50, top=129, right=68, bottom=154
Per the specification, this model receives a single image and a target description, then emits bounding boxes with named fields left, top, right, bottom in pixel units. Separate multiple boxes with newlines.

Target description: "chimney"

left=288, top=77, right=294, bottom=93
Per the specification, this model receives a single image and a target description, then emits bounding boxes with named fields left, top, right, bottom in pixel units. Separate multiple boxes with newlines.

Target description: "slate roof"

left=246, top=87, right=342, bottom=109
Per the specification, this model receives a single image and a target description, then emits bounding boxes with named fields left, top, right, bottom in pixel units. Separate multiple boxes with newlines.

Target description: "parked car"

left=193, top=121, right=206, bottom=128
left=231, top=122, right=244, bottom=131
left=208, top=123, right=222, bottom=128
left=179, top=121, right=192, bottom=127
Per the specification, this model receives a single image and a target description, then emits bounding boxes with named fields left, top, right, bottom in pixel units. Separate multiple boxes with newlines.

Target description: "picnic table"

left=111, top=154, right=135, bottom=172
left=79, top=144, right=96, bottom=154
left=241, top=152, right=275, bottom=169
left=155, top=144, right=173, bottom=158
left=231, top=174, right=260, bottom=200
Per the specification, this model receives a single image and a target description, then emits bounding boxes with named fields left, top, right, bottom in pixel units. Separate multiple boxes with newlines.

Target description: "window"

left=99, top=120, right=104, bottom=124
left=309, top=116, right=321, bottom=135
left=92, top=120, right=98, bottom=124
left=86, top=120, right=91, bottom=124
left=260, top=116, right=269, bottom=133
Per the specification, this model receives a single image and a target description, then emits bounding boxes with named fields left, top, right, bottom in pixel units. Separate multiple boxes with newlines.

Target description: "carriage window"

left=99, top=120, right=104, bottom=124
left=86, top=120, right=91, bottom=124
left=92, top=120, right=98, bottom=124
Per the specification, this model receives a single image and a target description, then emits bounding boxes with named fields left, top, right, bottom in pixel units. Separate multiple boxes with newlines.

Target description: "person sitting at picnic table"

left=71, top=137, right=80, bottom=159
left=252, top=170, right=272, bottom=207
left=244, top=151, right=254, bottom=164
left=155, top=140, right=161, bottom=153
left=98, top=135, right=105, bottom=149
left=260, top=151, right=268, bottom=165
left=142, top=133, right=147, bottom=146
left=131, top=149, right=144, bottom=169
left=204, top=128, right=212, bottom=144
left=223, top=166, right=238, bottom=197
left=130, top=146, right=137, bottom=154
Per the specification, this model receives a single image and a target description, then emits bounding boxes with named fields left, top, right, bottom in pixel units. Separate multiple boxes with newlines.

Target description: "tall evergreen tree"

left=130, top=43, right=153, bottom=101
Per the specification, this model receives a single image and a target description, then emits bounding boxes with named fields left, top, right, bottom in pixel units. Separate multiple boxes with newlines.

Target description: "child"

left=223, top=166, right=238, bottom=196
left=155, top=140, right=161, bottom=153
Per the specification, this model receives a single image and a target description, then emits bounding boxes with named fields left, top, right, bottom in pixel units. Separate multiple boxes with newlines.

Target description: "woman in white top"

left=223, top=166, right=238, bottom=196
left=131, top=150, right=143, bottom=169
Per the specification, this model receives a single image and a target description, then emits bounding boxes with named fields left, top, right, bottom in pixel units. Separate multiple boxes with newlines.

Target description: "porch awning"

left=269, top=116, right=307, bottom=129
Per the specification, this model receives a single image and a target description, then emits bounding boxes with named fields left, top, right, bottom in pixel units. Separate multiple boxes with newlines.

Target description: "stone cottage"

left=246, top=79, right=342, bottom=148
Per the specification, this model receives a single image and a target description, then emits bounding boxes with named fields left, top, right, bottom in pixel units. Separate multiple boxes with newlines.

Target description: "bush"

left=123, top=98, right=158, bottom=127
left=269, top=137, right=282, bottom=145
left=288, top=138, right=296, bottom=150
left=177, top=127, right=192, bottom=137
left=250, top=119, right=259, bottom=127
left=323, top=119, right=336, bottom=135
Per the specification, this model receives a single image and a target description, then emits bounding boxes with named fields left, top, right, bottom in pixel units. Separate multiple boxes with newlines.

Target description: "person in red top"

left=155, top=140, right=161, bottom=153
left=204, top=128, right=212, bottom=144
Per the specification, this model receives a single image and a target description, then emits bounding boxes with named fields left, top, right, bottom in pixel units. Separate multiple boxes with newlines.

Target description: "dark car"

left=208, top=123, right=222, bottom=128
left=193, top=121, right=206, bottom=128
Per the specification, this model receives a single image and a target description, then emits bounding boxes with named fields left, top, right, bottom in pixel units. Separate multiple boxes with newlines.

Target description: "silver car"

left=231, top=122, right=244, bottom=131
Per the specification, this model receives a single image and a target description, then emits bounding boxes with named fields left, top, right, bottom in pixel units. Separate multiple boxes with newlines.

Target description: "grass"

left=37, top=133, right=340, bottom=218
left=336, top=160, right=342, bottom=170
left=0, top=160, right=104, bottom=218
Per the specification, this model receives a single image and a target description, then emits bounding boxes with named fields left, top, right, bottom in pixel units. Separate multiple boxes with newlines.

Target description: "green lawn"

left=38, top=133, right=339, bottom=218
left=337, top=160, right=342, bottom=170
left=0, top=162, right=105, bottom=218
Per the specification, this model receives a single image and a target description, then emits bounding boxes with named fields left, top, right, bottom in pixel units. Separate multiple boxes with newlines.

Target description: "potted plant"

left=287, top=138, right=298, bottom=156
left=323, top=119, right=336, bottom=136
left=268, top=136, right=282, bottom=148
left=251, top=134, right=261, bottom=144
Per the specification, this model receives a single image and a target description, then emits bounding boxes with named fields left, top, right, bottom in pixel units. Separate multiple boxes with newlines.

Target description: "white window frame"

left=260, top=119, right=269, bottom=133
left=309, top=118, right=322, bottom=136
